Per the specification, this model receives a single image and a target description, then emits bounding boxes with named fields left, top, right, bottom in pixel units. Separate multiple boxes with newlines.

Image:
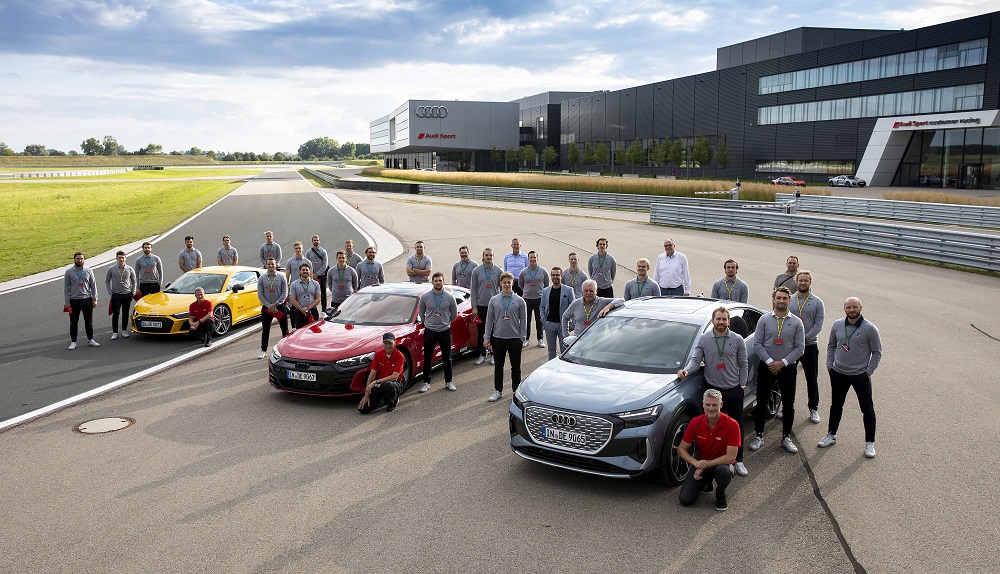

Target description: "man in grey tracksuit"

left=356, top=247, right=385, bottom=288
left=518, top=251, right=549, bottom=348
left=561, top=280, right=623, bottom=339
left=417, top=272, right=459, bottom=393
left=623, top=258, right=661, bottom=300
left=539, top=267, right=575, bottom=360
left=678, top=306, right=750, bottom=476
left=452, top=245, right=478, bottom=289
left=588, top=237, right=617, bottom=297
left=470, top=248, right=503, bottom=364
left=750, top=286, right=805, bottom=454
left=564, top=253, right=588, bottom=298
left=327, top=251, right=359, bottom=310
left=483, top=272, right=527, bottom=402
left=64, top=251, right=100, bottom=349
left=135, top=242, right=163, bottom=295
left=256, top=257, right=288, bottom=359
left=259, top=231, right=282, bottom=267
left=105, top=250, right=137, bottom=340
left=818, top=297, right=882, bottom=458
left=306, top=235, right=330, bottom=311
left=710, top=259, right=749, bottom=303
left=790, top=270, right=825, bottom=424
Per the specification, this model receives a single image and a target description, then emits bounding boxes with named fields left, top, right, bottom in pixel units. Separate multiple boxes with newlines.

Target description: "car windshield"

left=563, top=315, right=700, bottom=374
left=331, top=292, right=417, bottom=326
left=164, top=273, right=227, bottom=294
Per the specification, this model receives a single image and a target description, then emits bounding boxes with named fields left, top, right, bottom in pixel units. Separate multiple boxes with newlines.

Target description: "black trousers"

left=796, top=343, right=820, bottom=411
left=190, top=318, right=213, bottom=343
left=679, top=464, right=733, bottom=506
left=491, top=337, right=522, bottom=392
left=358, top=381, right=402, bottom=414
left=315, top=273, right=328, bottom=311
left=754, top=360, right=797, bottom=436
left=260, top=306, right=289, bottom=351
left=512, top=283, right=523, bottom=297
left=138, top=281, right=160, bottom=295
left=828, top=370, right=877, bottom=442
left=709, top=385, right=746, bottom=463
left=476, top=305, right=488, bottom=356
left=423, top=328, right=453, bottom=384
left=69, top=298, right=94, bottom=342
left=524, top=298, right=542, bottom=340
left=110, top=292, right=132, bottom=333
left=597, top=286, right=614, bottom=298
left=292, top=307, right=319, bottom=328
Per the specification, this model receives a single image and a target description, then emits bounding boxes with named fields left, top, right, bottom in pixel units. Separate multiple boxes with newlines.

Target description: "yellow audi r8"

left=131, top=265, right=264, bottom=336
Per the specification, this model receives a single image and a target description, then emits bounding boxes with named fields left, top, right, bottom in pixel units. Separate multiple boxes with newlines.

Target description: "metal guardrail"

left=650, top=203, right=1000, bottom=272
left=5, top=168, right=131, bottom=178
left=776, top=193, right=1000, bottom=229
left=417, top=184, right=776, bottom=212
left=303, top=168, right=418, bottom=194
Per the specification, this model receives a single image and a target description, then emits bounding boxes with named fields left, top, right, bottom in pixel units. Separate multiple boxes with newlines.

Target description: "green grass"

left=299, top=169, right=336, bottom=188
left=0, top=180, right=244, bottom=281
left=83, top=168, right=265, bottom=179
left=0, top=155, right=219, bottom=167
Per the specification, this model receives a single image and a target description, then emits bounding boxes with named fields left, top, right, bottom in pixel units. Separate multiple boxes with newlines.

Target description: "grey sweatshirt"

left=710, top=278, right=749, bottom=303
left=285, top=256, right=312, bottom=277
left=753, top=311, right=805, bottom=365
left=588, top=253, right=617, bottom=289
left=327, top=266, right=360, bottom=304
left=791, top=292, right=825, bottom=345
left=346, top=252, right=363, bottom=268
left=826, top=316, right=882, bottom=376
left=65, top=265, right=98, bottom=303
left=259, top=242, right=282, bottom=267
left=257, top=272, right=288, bottom=306
left=452, top=259, right=479, bottom=289
left=105, top=265, right=137, bottom=295
left=134, top=254, right=163, bottom=284
left=406, top=254, right=432, bottom=283
left=562, top=268, right=589, bottom=297
left=470, top=264, right=503, bottom=307
left=289, top=278, right=321, bottom=309
left=178, top=248, right=202, bottom=271
left=418, top=289, right=459, bottom=332
left=307, top=247, right=330, bottom=275
left=562, top=296, right=624, bottom=338
left=355, top=259, right=385, bottom=288
left=484, top=292, right=527, bottom=341
left=683, top=330, right=748, bottom=389
left=217, top=246, right=239, bottom=266
left=624, top=278, right=661, bottom=300
left=518, top=265, right=549, bottom=300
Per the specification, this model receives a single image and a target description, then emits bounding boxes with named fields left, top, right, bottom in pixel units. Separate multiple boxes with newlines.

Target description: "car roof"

left=611, top=296, right=760, bottom=324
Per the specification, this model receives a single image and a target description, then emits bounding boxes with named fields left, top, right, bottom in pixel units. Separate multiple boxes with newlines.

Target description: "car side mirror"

left=563, top=335, right=577, bottom=347
left=163, top=282, right=171, bottom=289
left=232, top=284, right=244, bottom=293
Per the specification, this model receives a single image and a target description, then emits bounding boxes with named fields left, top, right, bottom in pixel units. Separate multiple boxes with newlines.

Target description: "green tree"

left=340, top=142, right=356, bottom=157
left=667, top=139, right=685, bottom=169
left=541, top=146, right=558, bottom=173
left=504, top=146, right=517, bottom=172
left=715, top=137, right=731, bottom=169
left=48, top=148, right=66, bottom=156
left=690, top=133, right=714, bottom=176
left=298, top=137, right=340, bottom=160
left=490, top=146, right=502, bottom=167
left=624, top=139, right=644, bottom=174
left=206, top=150, right=217, bottom=160
left=138, top=143, right=162, bottom=155
left=23, top=144, right=47, bottom=156
left=259, top=152, right=273, bottom=161
left=188, top=146, right=203, bottom=156
left=519, top=145, right=535, bottom=169
left=81, top=137, right=102, bottom=156
left=567, top=142, right=580, bottom=169
left=582, top=142, right=595, bottom=167
left=102, top=135, right=119, bottom=155
left=274, top=152, right=286, bottom=161
left=0, top=142, right=14, bottom=156
left=594, top=142, right=608, bottom=172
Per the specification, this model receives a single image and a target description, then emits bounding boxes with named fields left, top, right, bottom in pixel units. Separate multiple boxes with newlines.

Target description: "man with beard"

left=710, top=259, right=749, bottom=303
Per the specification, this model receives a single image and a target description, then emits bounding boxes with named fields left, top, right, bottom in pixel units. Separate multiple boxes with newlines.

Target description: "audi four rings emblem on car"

left=551, top=414, right=576, bottom=426
left=415, top=106, right=448, bottom=118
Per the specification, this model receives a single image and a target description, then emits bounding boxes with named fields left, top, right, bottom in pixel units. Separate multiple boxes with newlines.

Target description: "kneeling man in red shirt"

left=677, top=389, right=741, bottom=511
left=189, top=287, right=214, bottom=347
left=358, top=332, right=406, bottom=414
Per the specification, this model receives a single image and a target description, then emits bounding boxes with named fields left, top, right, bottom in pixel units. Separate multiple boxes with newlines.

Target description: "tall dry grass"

left=884, top=190, right=1000, bottom=207
left=360, top=168, right=831, bottom=202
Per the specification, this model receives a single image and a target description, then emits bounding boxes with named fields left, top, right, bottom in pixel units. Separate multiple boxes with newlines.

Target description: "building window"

left=758, top=39, right=988, bottom=94
left=755, top=160, right=856, bottom=174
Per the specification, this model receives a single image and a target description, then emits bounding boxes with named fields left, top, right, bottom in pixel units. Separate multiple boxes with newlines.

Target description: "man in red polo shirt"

left=188, top=287, right=214, bottom=347
left=358, top=332, right=406, bottom=414
left=677, top=389, right=741, bottom=511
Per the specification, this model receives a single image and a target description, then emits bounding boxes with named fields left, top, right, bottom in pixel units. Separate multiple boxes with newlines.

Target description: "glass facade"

left=755, top=160, right=856, bottom=175
left=759, top=39, right=988, bottom=94
left=758, top=84, right=984, bottom=125
left=892, top=127, right=1000, bottom=189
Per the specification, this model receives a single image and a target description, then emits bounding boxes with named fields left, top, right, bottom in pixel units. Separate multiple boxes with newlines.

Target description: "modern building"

left=558, top=11, right=1000, bottom=188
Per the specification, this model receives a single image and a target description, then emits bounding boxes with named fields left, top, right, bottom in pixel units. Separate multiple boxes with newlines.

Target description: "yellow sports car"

left=131, top=265, right=264, bottom=336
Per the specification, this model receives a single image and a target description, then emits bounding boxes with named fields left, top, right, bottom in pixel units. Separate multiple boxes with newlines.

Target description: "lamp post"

left=610, top=134, right=615, bottom=176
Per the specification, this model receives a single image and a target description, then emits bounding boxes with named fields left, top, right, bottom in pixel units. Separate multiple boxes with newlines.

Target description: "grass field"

left=0, top=179, right=244, bottom=282
left=299, top=169, right=336, bottom=188
left=883, top=190, right=1000, bottom=207
left=81, top=168, right=265, bottom=179
left=0, top=155, right=219, bottom=167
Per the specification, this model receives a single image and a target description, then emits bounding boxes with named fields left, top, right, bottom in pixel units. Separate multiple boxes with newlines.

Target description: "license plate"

left=140, top=320, right=162, bottom=328
left=286, top=370, right=316, bottom=382
left=543, top=426, right=587, bottom=445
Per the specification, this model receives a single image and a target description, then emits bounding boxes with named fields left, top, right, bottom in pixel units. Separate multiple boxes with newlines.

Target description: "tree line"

left=565, top=135, right=730, bottom=175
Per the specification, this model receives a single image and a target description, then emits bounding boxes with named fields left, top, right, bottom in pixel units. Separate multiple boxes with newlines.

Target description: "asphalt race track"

left=1, top=182, right=997, bottom=574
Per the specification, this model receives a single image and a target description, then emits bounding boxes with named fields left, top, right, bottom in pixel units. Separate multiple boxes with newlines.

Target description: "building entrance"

left=959, top=164, right=982, bottom=189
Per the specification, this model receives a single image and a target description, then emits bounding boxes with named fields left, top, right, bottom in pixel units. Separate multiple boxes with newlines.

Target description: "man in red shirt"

left=677, top=389, right=741, bottom=511
left=188, top=287, right=214, bottom=347
left=358, top=332, right=406, bottom=414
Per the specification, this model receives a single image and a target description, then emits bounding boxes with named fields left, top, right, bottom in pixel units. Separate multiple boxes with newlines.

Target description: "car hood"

left=276, top=322, right=411, bottom=361
left=520, top=359, right=679, bottom=413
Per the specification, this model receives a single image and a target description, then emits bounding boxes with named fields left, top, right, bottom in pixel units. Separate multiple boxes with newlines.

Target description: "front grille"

left=269, top=362, right=359, bottom=395
left=515, top=445, right=627, bottom=475
left=132, top=315, right=177, bottom=334
left=524, top=405, right=614, bottom=455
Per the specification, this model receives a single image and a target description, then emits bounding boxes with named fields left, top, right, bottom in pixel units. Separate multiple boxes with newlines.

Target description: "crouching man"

left=188, top=287, right=214, bottom=347
left=359, top=332, right=406, bottom=414
left=677, top=389, right=741, bottom=511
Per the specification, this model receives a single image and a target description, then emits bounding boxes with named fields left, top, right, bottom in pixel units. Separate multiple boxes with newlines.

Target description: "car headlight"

left=172, top=312, right=189, bottom=319
left=336, top=351, right=375, bottom=368
left=513, top=388, right=529, bottom=408
left=269, top=348, right=282, bottom=364
left=615, top=405, right=663, bottom=428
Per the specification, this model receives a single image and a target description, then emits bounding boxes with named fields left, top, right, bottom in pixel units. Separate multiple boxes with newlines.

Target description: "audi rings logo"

left=551, top=413, right=577, bottom=426
left=415, top=106, right=448, bottom=118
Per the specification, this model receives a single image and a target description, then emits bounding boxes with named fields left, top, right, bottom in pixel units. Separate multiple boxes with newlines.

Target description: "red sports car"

left=771, top=176, right=806, bottom=186
left=268, top=282, right=479, bottom=396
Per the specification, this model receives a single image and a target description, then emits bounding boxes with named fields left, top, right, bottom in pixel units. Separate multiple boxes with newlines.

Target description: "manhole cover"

left=74, top=417, right=135, bottom=434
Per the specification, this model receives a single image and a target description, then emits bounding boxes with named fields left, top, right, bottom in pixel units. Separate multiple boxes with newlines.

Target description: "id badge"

left=530, top=282, right=537, bottom=286
left=717, top=363, right=726, bottom=370
left=774, top=338, right=784, bottom=344
left=269, top=289, right=275, bottom=293
left=503, top=315, right=510, bottom=321
left=486, top=283, right=493, bottom=289
left=434, top=311, right=441, bottom=317
left=842, top=344, right=850, bottom=352
left=584, top=321, right=591, bottom=326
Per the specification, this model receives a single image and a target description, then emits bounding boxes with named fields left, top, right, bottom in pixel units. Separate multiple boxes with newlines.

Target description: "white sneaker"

left=68, top=341, right=77, bottom=350
left=749, top=435, right=763, bottom=451
left=490, top=355, right=495, bottom=365
left=809, top=409, right=821, bottom=423
left=87, top=339, right=101, bottom=347
left=781, top=436, right=799, bottom=454
left=111, top=332, right=118, bottom=340
left=818, top=434, right=837, bottom=448
left=122, top=330, right=130, bottom=338
left=257, top=351, right=267, bottom=359
left=776, top=409, right=783, bottom=419
left=487, top=390, right=502, bottom=402
left=537, top=339, right=545, bottom=348
left=445, top=381, right=457, bottom=391
left=418, top=382, right=431, bottom=393
left=864, top=442, right=876, bottom=458
left=474, top=355, right=486, bottom=365
left=734, top=462, right=748, bottom=477
left=522, top=340, right=529, bottom=348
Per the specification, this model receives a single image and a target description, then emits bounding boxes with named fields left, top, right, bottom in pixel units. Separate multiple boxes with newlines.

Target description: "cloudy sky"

left=0, top=0, right=994, bottom=155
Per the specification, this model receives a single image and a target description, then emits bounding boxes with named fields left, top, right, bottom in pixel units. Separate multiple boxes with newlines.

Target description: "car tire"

left=654, top=413, right=692, bottom=486
left=400, top=350, right=413, bottom=389
left=765, top=385, right=782, bottom=418
left=213, top=304, right=232, bottom=336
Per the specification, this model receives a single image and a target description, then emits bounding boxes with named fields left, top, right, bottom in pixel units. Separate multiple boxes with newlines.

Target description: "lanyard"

left=117, top=266, right=127, bottom=283
left=266, top=274, right=276, bottom=290
left=337, top=266, right=346, bottom=282
left=567, top=270, right=579, bottom=287
left=460, top=260, right=470, bottom=273
left=501, top=294, right=513, bottom=316
left=636, top=279, right=647, bottom=296
left=713, top=332, right=728, bottom=362
left=528, top=266, right=538, bottom=281
left=433, top=291, right=444, bottom=309
left=414, top=256, right=423, bottom=269
left=725, top=280, right=736, bottom=298
left=74, top=267, right=87, bottom=283
left=144, top=255, right=152, bottom=268
left=845, top=318, right=862, bottom=345
left=775, top=314, right=787, bottom=339
left=796, top=293, right=811, bottom=316
left=583, top=301, right=595, bottom=321
left=598, top=255, right=606, bottom=272
left=300, top=280, right=311, bottom=294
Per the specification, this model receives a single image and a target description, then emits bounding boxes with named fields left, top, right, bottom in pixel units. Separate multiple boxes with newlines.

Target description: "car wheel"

left=765, top=385, right=781, bottom=418
left=655, top=413, right=692, bottom=486
left=213, top=304, right=232, bottom=336
left=400, top=350, right=413, bottom=389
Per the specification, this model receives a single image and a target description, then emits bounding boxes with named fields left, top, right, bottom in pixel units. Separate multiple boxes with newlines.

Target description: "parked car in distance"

left=771, top=176, right=806, bottom=186
left=828, top=175, right=867, bottom=187
left=914, top=175, right=943, bottom=186
left=509, top=297, right=780, bottom=486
